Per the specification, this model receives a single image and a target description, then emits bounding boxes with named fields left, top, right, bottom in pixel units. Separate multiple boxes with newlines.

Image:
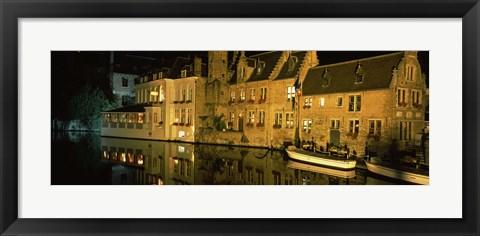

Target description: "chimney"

left=194, top=57, right=202, bottom=76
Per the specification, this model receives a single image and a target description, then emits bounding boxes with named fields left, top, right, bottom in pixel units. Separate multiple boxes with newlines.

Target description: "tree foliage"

left=68, top=85, right=118, bottom=130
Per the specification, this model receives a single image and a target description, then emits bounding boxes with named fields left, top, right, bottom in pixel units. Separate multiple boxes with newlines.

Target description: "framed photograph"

left=1, top=0, right=478, bottom=235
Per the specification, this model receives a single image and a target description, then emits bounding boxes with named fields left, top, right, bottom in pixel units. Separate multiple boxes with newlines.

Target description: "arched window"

left=153, top=112, right=158, bottom=123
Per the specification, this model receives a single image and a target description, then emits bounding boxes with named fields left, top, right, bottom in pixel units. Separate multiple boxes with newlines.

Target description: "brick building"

left=301, top=51, right=427, bottom=156
left=101, top=51, right=427, bottom=157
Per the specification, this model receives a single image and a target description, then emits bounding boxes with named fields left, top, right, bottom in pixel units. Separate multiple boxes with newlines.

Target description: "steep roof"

left=302, top=52, right=404, bottom=96
left=246, top=51, right=283, bottom=82
left=276, top=51, right=307, bottom=80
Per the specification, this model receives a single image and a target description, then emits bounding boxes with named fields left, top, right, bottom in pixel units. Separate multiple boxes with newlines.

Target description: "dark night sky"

left=51, top=51, right=429, bottom=119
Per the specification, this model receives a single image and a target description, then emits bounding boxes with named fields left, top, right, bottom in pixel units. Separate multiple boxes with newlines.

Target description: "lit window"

left=137, top=113, right=144, bottom=123
left=303, top=119, right=312, bottom=133
left=240, top=90, right=246, bottom=101
left=248, top=111, right=255, bottom=124
left=179, top=131, right=186, bottom=138
left=249, top=88, right=256, bottom=101
left=287, top=86, right=295, bottom=101
left=137, top=155, right=144, bottom=165
left=349, top=120, right=360, bottom=134
left=174, top=109, right=180, bottom=123
left=320, top=97, right=325, bottom=107
left=304, top=97, right=313, bottom=107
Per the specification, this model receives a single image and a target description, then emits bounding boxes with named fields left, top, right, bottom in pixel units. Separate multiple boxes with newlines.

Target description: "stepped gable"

left=302, top=52, right=404, bottom=96
left=276, top=51, right=307, bottom=80
left=246, top=51, right=283, bottom=82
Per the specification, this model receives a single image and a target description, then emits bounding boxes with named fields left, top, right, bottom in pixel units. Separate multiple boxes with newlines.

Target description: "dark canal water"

left=52, top=131, right=400, bottom=185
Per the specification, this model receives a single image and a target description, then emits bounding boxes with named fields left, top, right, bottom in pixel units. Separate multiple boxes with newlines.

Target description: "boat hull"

left=365, top=161, right=429, bottom=185
left=287, top=160, right=356, bottom=178
left=286, top=149, right=356, bottom=170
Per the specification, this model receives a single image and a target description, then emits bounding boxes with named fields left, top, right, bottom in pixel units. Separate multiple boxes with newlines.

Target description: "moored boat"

left=287, top=160, right=356, bottom=178
left=365, top=160, right=429, bottom=185
left=285, top=146, right=357, bottom=170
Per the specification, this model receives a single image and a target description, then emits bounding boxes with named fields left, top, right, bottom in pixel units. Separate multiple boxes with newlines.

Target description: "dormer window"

left=355, top=73, right=363, bottom=83
left=257, top=61, right=265, bottom=74
left=181, top=70, right=187, bottom=78
left=240, top=67, right=245, bottom=79
left=355, top=63, right=365, bottom=83
left=322, top=69, right=330, bottom=87
left=158, top=72, right=163, bottom=79
left=288, top=56, right=298, bottom=72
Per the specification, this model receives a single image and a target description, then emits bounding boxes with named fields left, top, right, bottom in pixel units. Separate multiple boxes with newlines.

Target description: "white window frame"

left=240, top=89, right=246, bottom=101
left=286, top=113, right=294, bottom=128
left=303, top=119, right=312, bottom=133
left=258, top=111, right=265, bottom=124
left=368, top=119, right=382, bottom=136
left=287, top=86, right=295, bottom=101
left=336, top=96, right=343, bottom=107
left=260, top=87, right=267, bottom=100
left=348, top=119, right=360, bottom=134
left=330, top=119, right=340, bottom=129
left=348, top=95, right=361, bottom=112
left=274, top=113, right=283, bottom=127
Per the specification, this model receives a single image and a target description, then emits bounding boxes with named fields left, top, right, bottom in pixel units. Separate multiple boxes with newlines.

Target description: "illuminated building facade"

left=101, top=56, right=207, bottom=142
left=300, top=51, right=427, bottom=155
left=101, top=51, right=427, bottom=156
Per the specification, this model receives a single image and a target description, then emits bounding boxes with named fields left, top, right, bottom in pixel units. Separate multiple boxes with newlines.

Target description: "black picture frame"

left=1, top=0, right=479, bottom=235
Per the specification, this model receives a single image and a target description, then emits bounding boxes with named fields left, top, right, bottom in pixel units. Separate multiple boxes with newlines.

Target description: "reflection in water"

left=52, top=132, right=398, bottom=185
